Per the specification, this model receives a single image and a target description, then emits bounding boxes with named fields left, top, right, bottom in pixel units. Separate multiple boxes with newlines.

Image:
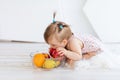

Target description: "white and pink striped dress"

left=74, top=33, right=103, bottom=54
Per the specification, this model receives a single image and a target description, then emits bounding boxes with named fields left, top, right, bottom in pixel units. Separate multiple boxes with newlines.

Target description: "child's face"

left=48, top=37, right=68, bottom=49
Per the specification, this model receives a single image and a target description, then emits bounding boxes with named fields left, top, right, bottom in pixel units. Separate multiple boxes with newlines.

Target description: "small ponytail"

left=53, top=12, right=56, bottom=23
left=44, top=12, right=73, bottom=43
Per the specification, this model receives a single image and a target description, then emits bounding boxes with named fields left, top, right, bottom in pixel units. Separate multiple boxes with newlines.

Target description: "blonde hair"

left=44, top=21, right=72, bottom=43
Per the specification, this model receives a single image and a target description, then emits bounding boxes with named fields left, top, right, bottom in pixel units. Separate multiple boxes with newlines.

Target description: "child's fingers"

left=57, top=50, right=62, bottom=54
left=60, top=53, right=64, bottom=56
left=58, top=50, right=64, bottom=56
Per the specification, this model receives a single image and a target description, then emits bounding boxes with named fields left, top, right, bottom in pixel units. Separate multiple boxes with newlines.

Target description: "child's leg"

left=82, top=52, right=96, bottom=59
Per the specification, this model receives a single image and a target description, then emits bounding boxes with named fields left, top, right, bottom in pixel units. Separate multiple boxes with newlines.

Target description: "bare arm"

left=57, top=38, right=83, bottom=61
left=65, top=50, right=82, bottom=60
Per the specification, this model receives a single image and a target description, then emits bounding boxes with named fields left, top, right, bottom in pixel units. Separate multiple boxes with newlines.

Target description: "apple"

left=49, top=48, right=60, bottom=58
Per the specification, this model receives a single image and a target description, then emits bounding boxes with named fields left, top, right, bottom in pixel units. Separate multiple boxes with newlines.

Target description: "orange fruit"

left=33, top=53, right=45, bottom=67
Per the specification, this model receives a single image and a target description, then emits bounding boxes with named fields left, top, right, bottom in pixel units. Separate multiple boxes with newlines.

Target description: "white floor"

left=0, top=42, right=120, bottom=80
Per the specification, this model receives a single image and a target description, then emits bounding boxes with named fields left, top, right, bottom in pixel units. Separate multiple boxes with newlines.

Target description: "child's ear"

left=62, top=39, right=68, bottom=45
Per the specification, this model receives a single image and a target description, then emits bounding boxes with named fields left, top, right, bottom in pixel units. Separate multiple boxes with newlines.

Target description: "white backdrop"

left=0, top=0, right=59, bottom=42
left=0, top=0, right=97, bottom=42
left=84, top=0, right=120, bottom=43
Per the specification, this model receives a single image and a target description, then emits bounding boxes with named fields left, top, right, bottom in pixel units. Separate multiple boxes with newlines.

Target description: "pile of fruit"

left=32, top=48, right=62, bottom=69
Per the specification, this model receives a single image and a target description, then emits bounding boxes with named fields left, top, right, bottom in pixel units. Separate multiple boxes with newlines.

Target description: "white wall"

left=59, top=0, right=97, bottom=36
left=84, top=0, right=120, bottom=43
left=0, top=0, right=97, bottom=42
left=0, top=0, right=59, bottom=42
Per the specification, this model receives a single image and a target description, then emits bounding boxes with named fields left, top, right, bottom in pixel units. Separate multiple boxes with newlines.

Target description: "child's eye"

left=52, top=45, right=55, bottom=46
left=51, top=44, right=56, bottom=47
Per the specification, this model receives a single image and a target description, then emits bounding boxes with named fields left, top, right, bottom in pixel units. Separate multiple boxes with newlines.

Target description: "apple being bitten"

left=49, top=48, right=60, bottom=58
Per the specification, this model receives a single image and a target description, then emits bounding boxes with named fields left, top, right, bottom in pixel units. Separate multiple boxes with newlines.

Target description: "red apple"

left=49, top=48, right=60, bottom=58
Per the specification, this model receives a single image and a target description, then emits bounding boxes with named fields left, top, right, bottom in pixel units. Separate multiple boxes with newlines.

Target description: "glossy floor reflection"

left=0, top=42, right=120, bottom=80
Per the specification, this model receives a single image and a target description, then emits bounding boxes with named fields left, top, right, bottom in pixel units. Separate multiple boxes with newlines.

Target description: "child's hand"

left=57, top=47, right=67, bottom=56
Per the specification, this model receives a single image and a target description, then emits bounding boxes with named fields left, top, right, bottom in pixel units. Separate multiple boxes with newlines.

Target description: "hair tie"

left=59, top=25, right=63, bottom=29
left=53, top=18, right=56, bottom=23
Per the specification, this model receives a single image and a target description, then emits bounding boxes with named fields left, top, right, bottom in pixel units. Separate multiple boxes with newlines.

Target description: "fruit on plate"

left=33, top=53, right=45, bottom=67
left=42, top=59, right=60, bottom=69
left=49, top=48, right=60, bottom=58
